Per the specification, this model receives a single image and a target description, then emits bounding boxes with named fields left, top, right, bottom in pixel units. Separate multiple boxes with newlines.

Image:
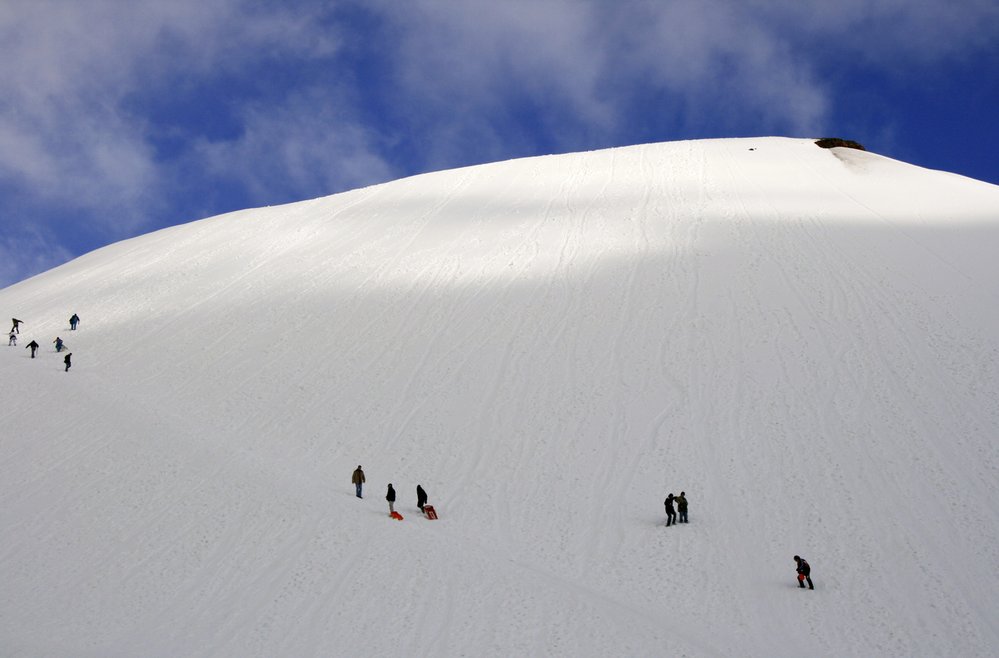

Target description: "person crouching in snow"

left=386, top=483, right=396, bottom=515
left=794, top=555, right=813, bottom=589
left=8, top=331, right=15, bottom=346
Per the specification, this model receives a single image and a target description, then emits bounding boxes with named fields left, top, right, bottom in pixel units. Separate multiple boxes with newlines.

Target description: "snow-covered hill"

left=2, top=137, right=998, bottom=657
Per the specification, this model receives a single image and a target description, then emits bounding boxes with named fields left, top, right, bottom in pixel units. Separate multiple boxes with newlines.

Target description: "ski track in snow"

left=2, top=137, right=999, bottom=657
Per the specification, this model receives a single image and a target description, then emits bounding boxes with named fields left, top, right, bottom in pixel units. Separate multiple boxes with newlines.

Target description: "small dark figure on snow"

left=11, top=318, right=22, bottom=334
left=63, top=352, right=72, bottom=372
left=8, top=331, right=15, bottom=346
left=664, top=493, right=677, bottom=527
left=676, top=491, right=688, bottom=523
left=53, top=337, right=64, bottom=352
left=352, top=465, right=365, bottom=498
left=26, top=340, right=39, bottom=358
left=69, top=313, right=80, bottom=330
left=416, top=484, right=428, bottom=512
left=386, top=483, right=396, bottom=515
left=794, top=555, right=813, bottom=590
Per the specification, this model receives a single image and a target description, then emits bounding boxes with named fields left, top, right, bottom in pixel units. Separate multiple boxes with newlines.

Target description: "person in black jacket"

left=664, top=493, right=677, bottom=527
left=69, top=313, right=80, bottom=330
left=386, top=483, right=396, bottom=515
left=416, top=484, right=427, bottom=512
left=11, top=318, right=22, bottom=334
left=26, top=340, right=39, bottom=358
left=794, top=555, right=814, bottom=590
left=63, top=352, right=72, bottom=372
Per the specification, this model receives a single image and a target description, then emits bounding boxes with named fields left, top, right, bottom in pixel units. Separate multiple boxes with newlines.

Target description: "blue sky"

left=1, top=0, right=997, bottom=287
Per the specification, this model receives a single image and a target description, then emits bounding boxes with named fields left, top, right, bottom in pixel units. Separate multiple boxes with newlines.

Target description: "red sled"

left=424, top=505, right=438, bottom=520
left=390, top=511, right=404, bottom=521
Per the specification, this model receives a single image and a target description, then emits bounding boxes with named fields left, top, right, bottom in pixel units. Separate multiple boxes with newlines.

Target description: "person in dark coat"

left=416, top=484, right=428, bottom=512
left=676, top=491, right=688, bottom=523
left=63, top=352, right=72, bottom=372
left=794, top=555, right=814, bottom=590
left=69, top=314, right=80, bottom=330
left=352, top=465, right=365, bottom=498
left=664, top=493, right=677, bottom=527
left=386, top=483, right=396, bottom=515
left=53, top=337, right=64, bottom=352
left=26, top=340, right=39, bottom=358
left=11, top=318, right=22, bottom=334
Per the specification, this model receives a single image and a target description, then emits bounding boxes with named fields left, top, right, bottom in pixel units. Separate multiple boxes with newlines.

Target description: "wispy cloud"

left=190, top=86, right=396, bottom=204
left=0, top=224, right=74, bottom=288
left=601, top=1, right=828, bottom=134
left=745, top=0, right=999, bottom=64
left=367, top=0, right=831, bottom=166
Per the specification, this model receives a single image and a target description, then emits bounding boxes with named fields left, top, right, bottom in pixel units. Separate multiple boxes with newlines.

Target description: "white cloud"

left=745, top=0, right=999, bottom=63
left=0, top=225, right=74, bottom=289
left=368, top=0, right=996, bottom=154
left=0, top=1, right=344, bottom=232
left=367, top=0, right=832, bottom=160
left=191, top=86, right=396, bottom=203
left=604, top=1, right=828, bottom=134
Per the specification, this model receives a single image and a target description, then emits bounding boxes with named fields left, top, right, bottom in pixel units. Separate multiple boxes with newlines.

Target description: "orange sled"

left=390, top=511, right=404, bottom=520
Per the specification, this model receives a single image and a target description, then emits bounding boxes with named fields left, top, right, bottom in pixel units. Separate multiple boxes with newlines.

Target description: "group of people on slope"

left=352, top=465, right=429, bottom=516
left=9, top=316, right=78, bottom=371
left=662, top=488, right=815, bottom=589
left=663, top=491, right=688, bottom=527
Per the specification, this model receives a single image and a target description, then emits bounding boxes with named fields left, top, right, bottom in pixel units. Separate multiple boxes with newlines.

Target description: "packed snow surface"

left=2, top=137, right=999, bottom=656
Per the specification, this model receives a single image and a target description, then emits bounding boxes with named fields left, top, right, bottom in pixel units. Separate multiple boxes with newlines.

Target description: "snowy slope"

left=2, top=137, right=998, bottom=657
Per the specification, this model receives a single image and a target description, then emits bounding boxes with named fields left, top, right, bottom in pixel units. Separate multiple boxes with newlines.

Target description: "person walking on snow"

left=26, top=340, right=39, bottom=357
left=63, top=352, right=72, bottom=372
left=11, top=318, right=22, bottom=334
left=69, top=313, right=80, bottom=330
left=8, top=331, right=16, bottom=346
left=53, top=337, right=64, bottom=352
left=676, top=491, right=688, bottom=523
left=794, top=555, right=814, bottom=590
left=416, top=484, right=428, bottom=512
left=352, top=465, right=365, bottom=498
left=664, top=493, right=677, bottom=527
left=386, top=483, right=396, bottom=515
